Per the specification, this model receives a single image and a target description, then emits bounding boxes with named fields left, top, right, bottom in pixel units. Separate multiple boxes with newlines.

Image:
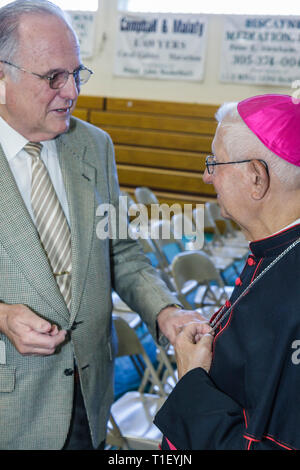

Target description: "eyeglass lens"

left=206, top=156, right=215, bottom=174
left=50, top=68, right=91, bottom=89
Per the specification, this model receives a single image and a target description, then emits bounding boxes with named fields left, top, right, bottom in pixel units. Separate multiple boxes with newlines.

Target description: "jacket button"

left=247, top=256, right=256, bottom=266
left=64, top=368, right=74, bottom=376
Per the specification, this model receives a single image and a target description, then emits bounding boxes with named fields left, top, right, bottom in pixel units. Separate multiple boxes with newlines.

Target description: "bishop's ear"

left=248, top=159, right=270, bottom=200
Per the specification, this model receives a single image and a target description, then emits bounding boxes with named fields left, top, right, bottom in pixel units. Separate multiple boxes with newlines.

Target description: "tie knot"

left=24, top=142, right=43, bottom=159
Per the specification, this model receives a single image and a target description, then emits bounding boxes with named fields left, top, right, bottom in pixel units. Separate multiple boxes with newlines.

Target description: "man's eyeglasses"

left=0, top=60, right=93, bottom=89
left=205, top=155, right=269, bottom=175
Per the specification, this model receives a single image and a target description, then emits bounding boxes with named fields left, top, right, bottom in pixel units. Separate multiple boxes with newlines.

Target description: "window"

left=52, top=0, right=98, bottom=11
left=0, top=0, right=98, bottom=11
left=119, top=0, right=300, bottom=15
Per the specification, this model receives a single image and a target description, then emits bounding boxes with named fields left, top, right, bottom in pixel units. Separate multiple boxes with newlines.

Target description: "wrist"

left=158, top=304, right=182, bottom=316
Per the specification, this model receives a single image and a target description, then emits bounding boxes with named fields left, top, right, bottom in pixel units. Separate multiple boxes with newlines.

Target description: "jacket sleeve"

left=154, top=367, right=294, bottom=450
left=104, top=132, right=179, bottom=340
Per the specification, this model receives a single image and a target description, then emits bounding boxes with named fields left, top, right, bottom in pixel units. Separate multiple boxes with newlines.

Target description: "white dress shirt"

left=0, top=117, right=70, bottom=225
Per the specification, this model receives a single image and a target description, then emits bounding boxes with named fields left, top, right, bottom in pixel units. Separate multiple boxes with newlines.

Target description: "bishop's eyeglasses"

left=0, top=60, right=93, bottom=89
left=205, top=155, right=269, bottom=175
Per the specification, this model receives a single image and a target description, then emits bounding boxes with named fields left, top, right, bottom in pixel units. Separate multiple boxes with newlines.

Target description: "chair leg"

left=107, top=413, right=130, bottom=450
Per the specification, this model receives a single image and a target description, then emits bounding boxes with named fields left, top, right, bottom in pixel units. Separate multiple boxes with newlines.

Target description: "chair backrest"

left=113, top=315, right=167, bottom=396
left=171, top=250, right=226, bottom=309
left=193, top=206, right=213, bottom=231
left=120, top=190, right=136, bottom=207
left=135, top=186, right=159, bottom=205
left=137, top=237, right=168, bottom=268
left=206, top=201, right=221, bottom=220
left=171, top=250, right=223, bottom=290
left=150, top=219, right=185, bottom=250
left=113, top=315, right=145, bottom=357
left=197, top=204, right=223, bottom=245
left=171, top=212, right=196, bottom=240
left=206, top=201, right=236, bottom=238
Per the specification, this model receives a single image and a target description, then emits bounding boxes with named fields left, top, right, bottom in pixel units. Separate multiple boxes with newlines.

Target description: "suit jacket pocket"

left=0, top=366, right=16, bottom=392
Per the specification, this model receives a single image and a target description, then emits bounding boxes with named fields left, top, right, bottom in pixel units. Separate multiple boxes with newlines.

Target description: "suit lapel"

left=56, top=133, right=96, bottom=327
left=0, top=146, right=70, bottom=323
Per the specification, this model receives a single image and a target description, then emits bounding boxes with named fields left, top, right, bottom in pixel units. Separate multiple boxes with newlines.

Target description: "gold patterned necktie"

left=25, top=142, right=72, bottom=311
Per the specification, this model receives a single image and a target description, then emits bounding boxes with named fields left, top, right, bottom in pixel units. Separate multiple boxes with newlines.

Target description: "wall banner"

left=114, top=12, right=208, bottom=81
left=68, top=11, right=96, bottom=59
left=220, top=15, right=300, bottom=86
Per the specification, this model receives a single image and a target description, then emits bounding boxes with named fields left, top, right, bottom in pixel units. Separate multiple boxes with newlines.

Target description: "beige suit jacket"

left=0, top=117, right=178, bottom=449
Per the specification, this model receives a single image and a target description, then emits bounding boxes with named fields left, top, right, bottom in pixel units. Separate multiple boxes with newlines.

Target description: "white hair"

left=0, top=0, right=76, bottom=79
left=215, top=101, right=300, bottom=189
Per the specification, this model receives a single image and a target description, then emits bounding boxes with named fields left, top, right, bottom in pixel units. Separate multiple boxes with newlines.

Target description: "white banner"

left=68, top=11, right=96, bottom=59
left=114, top=12, right=208, bottom=81
left=220, top=16, right=300, bottom=86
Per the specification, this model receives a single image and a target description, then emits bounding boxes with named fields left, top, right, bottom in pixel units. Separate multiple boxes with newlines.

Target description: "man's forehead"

left=16, top=13, right=79, bottom=69
left=212, top=125, right=224, bottom=153
left=17, top=13, right=77, bottom=50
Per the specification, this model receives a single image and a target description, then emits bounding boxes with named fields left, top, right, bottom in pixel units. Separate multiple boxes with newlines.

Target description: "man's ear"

left=248, top=159, right=269, bottom=200
left=0, top=70, right=6, bottom=105
left=0, top=80, right=6, bottom=105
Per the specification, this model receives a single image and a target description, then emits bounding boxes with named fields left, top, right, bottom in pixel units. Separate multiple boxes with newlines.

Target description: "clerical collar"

left=249, top=223, right=300, bottom=258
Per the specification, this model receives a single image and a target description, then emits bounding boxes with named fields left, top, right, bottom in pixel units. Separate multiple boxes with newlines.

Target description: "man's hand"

left=174, top=322, right=214, bottom=379
left=156, top=305, right=209, bottom=344
left=0, top=303, right=67, bottom=356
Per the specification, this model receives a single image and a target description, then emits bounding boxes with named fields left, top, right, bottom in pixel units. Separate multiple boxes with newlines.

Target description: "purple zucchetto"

left=237, top=94, right=300, bottom=167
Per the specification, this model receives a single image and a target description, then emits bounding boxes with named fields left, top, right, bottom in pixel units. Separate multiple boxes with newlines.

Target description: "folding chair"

left=152, top=344, right=178, bottom=395
left=206, top=201, right=249, bottom=248
left=171, top=212, right=204, bottom=251
left=192, top=206, right=237, bottom=275
left=171, top=250, right=234, bottom=320
left=134, top=186, right=172, bottom=223
left=111, top=291, right=142, bottom=329
left=136, top=237, right=175, bottom=291
left=150, top=219, right=185, bottom=266
left=106, top=316, right=167, bottom=450
left=135, top=186, right=159, bottom=206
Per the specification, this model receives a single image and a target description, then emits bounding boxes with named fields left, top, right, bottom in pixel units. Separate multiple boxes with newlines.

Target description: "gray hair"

left=215, top=101, right=300, bottom=189
left=0, top=0, right=75, bottom=79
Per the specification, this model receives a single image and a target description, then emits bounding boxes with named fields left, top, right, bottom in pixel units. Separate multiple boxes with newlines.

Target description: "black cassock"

left=154, top=224, right=300, bottom=450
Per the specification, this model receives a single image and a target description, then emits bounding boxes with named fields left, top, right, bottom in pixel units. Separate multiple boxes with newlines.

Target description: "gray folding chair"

left=111, top=291, right=142, bottom=329
left=106, top=316, right=167, bottom=450
left=206, top=201, right=249, bottom=248
left=150, top=219, right=185, bottom=266
left=171, top=250, right=234, bottom=319
left=192, top=206, right=237, bottom=274
left=135, top=186, right=159, bottom=206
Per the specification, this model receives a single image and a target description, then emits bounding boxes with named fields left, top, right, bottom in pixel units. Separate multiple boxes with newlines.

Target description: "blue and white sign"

left=220, top=15, right=300, bottom=86
left=114, top=12, right=208, bottom=81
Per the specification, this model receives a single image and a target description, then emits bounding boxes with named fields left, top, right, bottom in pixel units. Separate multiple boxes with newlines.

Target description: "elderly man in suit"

left=0, top=0, right=203, bottom=450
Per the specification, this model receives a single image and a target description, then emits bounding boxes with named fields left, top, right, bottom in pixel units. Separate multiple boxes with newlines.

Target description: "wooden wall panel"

left=106, top=97, right=219, bottom=118
left=116, top=165, right=215, bottom=196
left=115, top=145, right=207, bottom=172
left=73, top=96, right=218, bottom=204
left=90, top=110, right=217, bottom=135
